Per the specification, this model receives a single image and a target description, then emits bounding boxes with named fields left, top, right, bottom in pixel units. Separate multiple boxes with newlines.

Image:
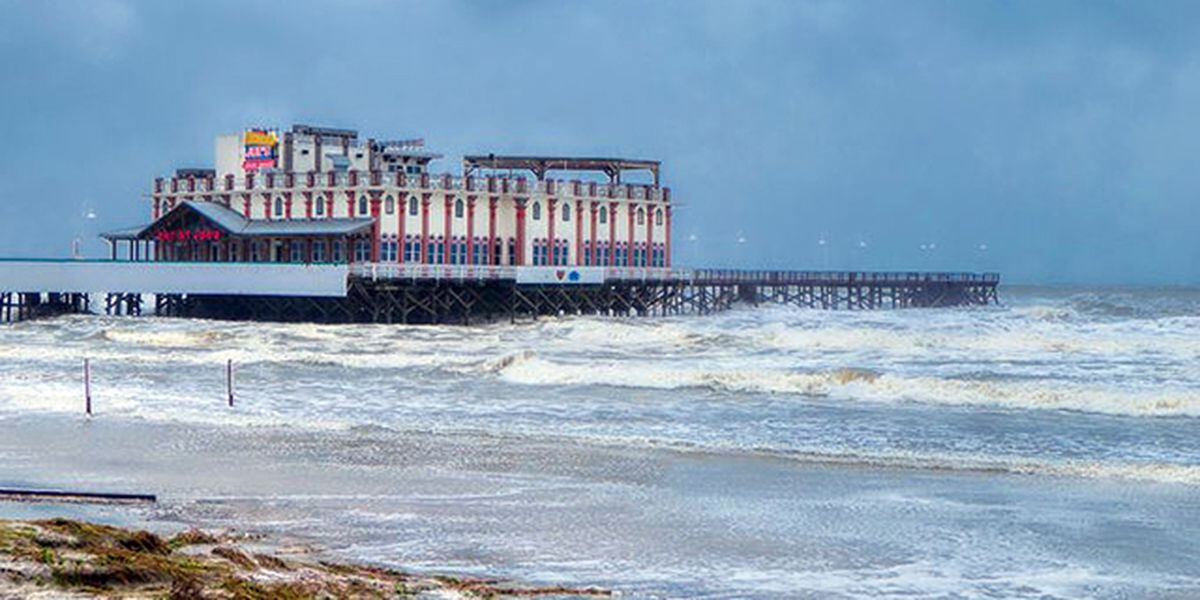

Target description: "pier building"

left=104, top=124, right=671, bottom=272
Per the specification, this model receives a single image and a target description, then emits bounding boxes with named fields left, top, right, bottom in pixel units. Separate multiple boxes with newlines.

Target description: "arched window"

left=408, top=196, right=418, bottom=216
left=655, top=208, right=663, bottom=225
left=385, top=195, right=395, bottom=215
left=358, top=196, right=368, bottom=216
left=637, top=207, right=645, bottom=225
left=161, top=200, right=170, bottom=215
left=274, top=196, right=284, bottom=217
left=454, top=198, right=464, bottom=218
left=315, top=197, right=325, bottom=216
left=532, top=202, right=541, bottom=220
left=562, top=203, right=571, bottom=222
left=599, top=206, right=607, bottom=224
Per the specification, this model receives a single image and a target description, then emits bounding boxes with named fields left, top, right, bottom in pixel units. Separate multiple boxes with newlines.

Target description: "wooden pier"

left=0, top=262, right=999, bottom=325
left=154, top=268, right=1000, bottom=324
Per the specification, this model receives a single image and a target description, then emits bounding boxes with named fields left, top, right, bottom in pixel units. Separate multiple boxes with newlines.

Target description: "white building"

left=106, top=124, right=673, bottom=270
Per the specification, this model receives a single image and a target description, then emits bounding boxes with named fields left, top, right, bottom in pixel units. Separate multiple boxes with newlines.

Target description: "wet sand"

left=2, top=414, right=1199, bottom=598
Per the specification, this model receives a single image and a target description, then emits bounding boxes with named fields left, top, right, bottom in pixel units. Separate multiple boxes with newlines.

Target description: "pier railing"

left=349, top=263, right=1000, bottom=286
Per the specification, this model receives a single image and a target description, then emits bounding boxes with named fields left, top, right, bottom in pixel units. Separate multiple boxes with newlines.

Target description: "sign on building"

left=514, top=267, right=605, bottom=285
left=242, top=128, right=279, bottom=172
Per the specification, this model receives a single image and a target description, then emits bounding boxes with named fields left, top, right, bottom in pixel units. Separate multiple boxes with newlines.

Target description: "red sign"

left=155, top=229, right=223, bottom=243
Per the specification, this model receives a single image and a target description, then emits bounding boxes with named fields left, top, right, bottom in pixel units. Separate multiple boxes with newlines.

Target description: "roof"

left=461, top=154, right=661, bottom=184
left=101, top=201, right=375, bottom=240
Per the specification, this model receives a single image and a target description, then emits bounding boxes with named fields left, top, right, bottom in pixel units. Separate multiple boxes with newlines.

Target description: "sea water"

left=0, top=286, right=1197, bottom=598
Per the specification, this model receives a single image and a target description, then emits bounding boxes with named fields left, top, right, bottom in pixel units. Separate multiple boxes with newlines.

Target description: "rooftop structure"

left=462, top=155, right=661, bottom=185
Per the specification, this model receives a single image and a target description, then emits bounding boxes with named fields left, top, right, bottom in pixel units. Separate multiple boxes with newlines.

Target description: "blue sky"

left=0, top=0, right=1197, bottom=284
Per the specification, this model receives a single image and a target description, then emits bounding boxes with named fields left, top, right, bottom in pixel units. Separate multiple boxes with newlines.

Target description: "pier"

left=0, top=260, right=998, bottom=324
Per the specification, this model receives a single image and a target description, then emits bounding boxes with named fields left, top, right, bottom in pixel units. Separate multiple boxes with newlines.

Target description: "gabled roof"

left=100, top=201, right=375, bottom=240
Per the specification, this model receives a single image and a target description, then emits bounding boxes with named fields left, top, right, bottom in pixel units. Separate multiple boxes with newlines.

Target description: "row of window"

left=162, top=197, right=667, bottom=227
left=157, top=237, right=667, bottom=268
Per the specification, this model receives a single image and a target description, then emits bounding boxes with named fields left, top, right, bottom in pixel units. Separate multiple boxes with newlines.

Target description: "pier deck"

left=0, top=260, right=998, bottom=324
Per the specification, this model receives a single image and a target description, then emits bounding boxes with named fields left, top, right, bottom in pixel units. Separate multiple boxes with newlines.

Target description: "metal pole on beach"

left=84, top=358, right=92, bottom=416
left=226, top=359, right=234, bottom=407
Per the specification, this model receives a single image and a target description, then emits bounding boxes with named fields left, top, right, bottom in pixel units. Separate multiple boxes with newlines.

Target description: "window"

left=355, top=152, right=363, bottom=159
left=229, top=243, right=240, bottom=262
left=385, top=195, right=395, bottom=215
left=404, top=235, right=420, bottom=262
left=655, top=208, right=663, bottom=226
left=532, top=202, right=541, bottom=220
left=454, top=198, right=464, bottom=219
left=599, top=206, right=607, bottom=224
left=250, top=241, right=262, bottom=262
left=301, top=149, right=310, bottom=155
left=358, top=196, right=368, bottom=216
left=312, top=240, right=326, bottom=262
left=507, top=238, right=517, bottom=266
left=382, top=237, right=398, bottom=262
left=289, top=240, right=304, bottom=263
left=161, top=200, right=169, bottom=215
left=637, top=207, right=645, bottom=225
left=408, top=196, right=418, bottom=216
left=353, top=239, right=370, bottom=262
left=333, top=240, right=345, bottom=263
left=562, top=203, right=570, bottom=222
left=450, top=237, right=467, bottom=265
left=274, top=196, right=284, bottom=217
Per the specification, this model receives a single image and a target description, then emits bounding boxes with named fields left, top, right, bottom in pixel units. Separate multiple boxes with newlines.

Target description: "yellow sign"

left=243, top=130, right=278, bottom=147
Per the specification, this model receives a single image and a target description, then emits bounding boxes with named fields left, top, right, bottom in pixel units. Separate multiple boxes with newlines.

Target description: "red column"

left=345, top=191, right=355, bottom=217
left=303, top=192, right=313, bottom=219
left=646, top=203, right=654, bottom=267
left=443, top=195, right=453, bottom=265
left=284, top=192, right=293, bottom=220
left=589, top=202, right=598, bottom=266
left=466, top=196, right=476, bottom=264
left=369, top=191, right=382, bottom=262
left=324, top=192, right=334, bottom=219
left=397, top=194, right=406, bottom=264
left=608, top=202, right=618, bottom=266
left=263, top=193, right=272, bottom=220
left=420, top=193, right=431, bottom=264
left=627, top=204, right=637, bottom=267
left=575, top=200, right=584, bottom=266
left=547, top=199, right=557, bottom=266
left=515, top=199, right=527, bottom=265
left=665, top=206, right=672, bottom=267
left=242, top=194, right=251, bottom=218
left=488, top=196, right=498, bottom=266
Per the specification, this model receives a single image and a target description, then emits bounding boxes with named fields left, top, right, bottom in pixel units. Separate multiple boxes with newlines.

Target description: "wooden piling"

left=226, top=359, right=234, bottom=407
left=83, top=359, right=92, bottom=416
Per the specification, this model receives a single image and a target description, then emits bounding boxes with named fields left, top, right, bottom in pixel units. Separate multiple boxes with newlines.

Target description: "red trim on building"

left=515, top=198, right=527, bottom=266
left=420, top=193, right=431, bottom=264
left=626, top=204, right=635, bottom=267
left=369, top=191, right=382, bottom=262
left=443, top=195, right=453, bottom=266
left=575, top=200, right=583, bottom=266
left=665, top=206, right=672, bottom=268
left=397, top=193, right=406, bottom=264
left=466, top=195, right=476, bottom=264
left=608, top=202, right=618, bottom=267
left=589, top=202, right=598, bottom=267
left=547, top=198, right=557, bottom=266
left=488, top=196, right=498, bottom=266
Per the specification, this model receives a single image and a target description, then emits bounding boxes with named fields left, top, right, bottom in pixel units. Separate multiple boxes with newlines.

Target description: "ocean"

left=0, top=285, right=1197, bottom=598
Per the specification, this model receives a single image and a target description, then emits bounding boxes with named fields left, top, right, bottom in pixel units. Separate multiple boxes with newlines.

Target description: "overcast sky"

left=1, top=0, right=1197, bottom=284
